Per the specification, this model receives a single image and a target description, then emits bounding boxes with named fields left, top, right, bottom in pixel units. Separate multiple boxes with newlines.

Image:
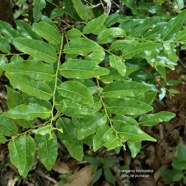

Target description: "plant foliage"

left=0, top=0, right=185, bottom=178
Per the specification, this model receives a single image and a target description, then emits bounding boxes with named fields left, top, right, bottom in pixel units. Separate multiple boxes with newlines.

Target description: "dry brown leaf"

left=7, top=177, right=18, bottom=186
left=62, top=165, right=94, bottom=186
left=53, top=159, right=70, bottom=174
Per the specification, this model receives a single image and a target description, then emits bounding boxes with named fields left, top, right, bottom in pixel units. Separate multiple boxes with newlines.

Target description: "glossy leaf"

left=35, top=133, right=58, bottom=170
left=121, top=0, right=137, bottom=14
left=119, top=125, right=156, bottom=142
left=4, top=60, right=54, bottom=82
left=0, top=36, right=11, bottom=53
left=77, top=113, right=107, bottom=140
left=122, top=42, right=161, bottom=59
left=4, top=103, right=51, bottom=121
left=0, top=21, right=19, bottom=42
left=16, top=20, right=42, bottom=40
left=0, top=115, right=18, bottom=136
left=60, top=59, right=109, bottom=79
left=160, top=10, right=186, bottom=40
left=97, top=27, right=126, bottom=44
left=106, top=98, right=153, bottom=115
left=109, top=55, right=126, bottom=76
left=8, top=135, right=36, bottom=178
left=83, top=13, right=107, bottom=34
left=127, top=141, right=141, bottom=158
left=71, top=0, right=94, bottom=21
left=64, top=38, right=105, bottom=63
left=56, top=99, right=101, bottom=117
left=57, top=81, right=94, bottom=105
left=139, top=111, right=176, bottom=126
left=56, top=117, right=83, bottom=161
left=103, top=80, right=151, bottom=98
left=13, top=38, right=57, bottom=63
left=32, top=21, right=61, bottom=44
left=93, top=125, right=122, bottom=151
left=5, top=72, right=53, bottom=101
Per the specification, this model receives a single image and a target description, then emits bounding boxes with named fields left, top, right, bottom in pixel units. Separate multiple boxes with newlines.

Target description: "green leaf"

left=64, top=38, right=105, bottom=63
left=93, top=125, right=122, bottom=151
left=97, top=27, right=126, bottom=44
left=71, top=0, right=94, bottom=21
left=4, top=60, right=55, bottom=82
left=33, top=125, right=51, bottom=135
left=0, top=21, right=19, bottom=42
left=35, top=133, right=58, bottom=170
left=106, top=98, right=153, bottom=115
left=0, top=56, right=8, bottom=76
left=66, top=28, right=82, bottom=40
left=13, top=38, right=57, bottom=63
left=104, top=168, right=115, bottom=185
left=6, top=86, right=24, bottom=109
left=57, top=81, right=94, bottom=105
left=33, top=0, right=46, bottom=22
left=119, top=125, right=156, bottom=142
left=32, top=21, right=61, bottom=44
left=103, top=81, right=151, bottom=98
left=16, top=20, right=42, bottom=40
left=112, top=115, right=138, bottom=127
left=139, top=111, right=176, bottom=126
left=77, top=113, right=107, bottom=140
left=4, top=103, right=51, bottom=121
left=8, top=135, right=36, bottom=178
left=109, top=55, right=126, bottom=77
left=122, top=42, right=161, bottom=59
left=56, top=117, right=83, bottom=161
left=0, top=36, right=11, bottom=53
left=56, top=99, right=101, bottom=117
left=127, top=141, right=141, bottom=158
left=176, top=0, right=184, bottom=9
left=60, top=59, right=109, bottom=79
left=172, top=146, right=186, bottom=170
left=5, top=72, right=52, bottom=101
left=50, top=7, right=64, bottom=20
left=160, top=10, right=186, bottom=40
left=0, top=115, right=18, bottom=136
left=83, top=13, right=107, bottom=34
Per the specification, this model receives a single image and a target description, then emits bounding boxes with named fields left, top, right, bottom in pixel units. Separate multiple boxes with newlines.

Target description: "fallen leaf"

left=63, top=165, right=94, bottom=186
left=53, top=159, right=71, bottom=174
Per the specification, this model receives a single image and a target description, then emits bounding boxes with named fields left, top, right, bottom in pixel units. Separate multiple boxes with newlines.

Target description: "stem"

left=49, top=34, right=64, bottom=133
left=96, top=78, right=125, bottom=149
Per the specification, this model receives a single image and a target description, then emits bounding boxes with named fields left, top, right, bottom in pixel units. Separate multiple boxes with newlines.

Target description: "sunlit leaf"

left=57, top=81, right=94, bottom=105
left=33, top=21, right=61, bottom=44
left=13, top=38, right=57, bottom=63
left=139, top=111, right=176, bottom=126
left=60, top=59, right=109, bottom=79
left=4, top=103, right=51, bottom=121
left=77, top=113, right=107, bottom=140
